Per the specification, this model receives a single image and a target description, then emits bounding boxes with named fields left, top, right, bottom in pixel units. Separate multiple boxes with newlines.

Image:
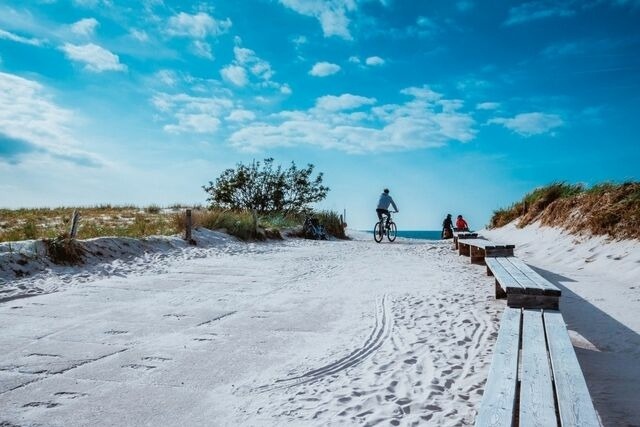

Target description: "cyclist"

left=376, top=188, right=399, bottom=225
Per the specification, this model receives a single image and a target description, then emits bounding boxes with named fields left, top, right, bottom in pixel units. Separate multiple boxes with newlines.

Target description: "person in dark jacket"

left=376, top=188, right=399, bottom=224
left=442, top=214, right=453, bottom=239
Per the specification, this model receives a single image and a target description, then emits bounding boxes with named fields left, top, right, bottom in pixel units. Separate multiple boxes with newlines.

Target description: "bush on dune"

left=489, top=181, right=640, bottom=240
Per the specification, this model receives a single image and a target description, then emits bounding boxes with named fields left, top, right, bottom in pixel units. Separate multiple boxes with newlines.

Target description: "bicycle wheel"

left=373, top=222, right=384, bottom=243
left=387, top=221, right=397, bottom=242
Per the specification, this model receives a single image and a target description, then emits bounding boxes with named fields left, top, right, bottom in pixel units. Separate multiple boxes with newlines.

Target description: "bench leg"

left=487, top=265, right=494, bottom=276
left=495, top=280, right=507, bottom=299
left=459, top=243, right=470, bottom=257
left=470, top=246, right=485, bottom=265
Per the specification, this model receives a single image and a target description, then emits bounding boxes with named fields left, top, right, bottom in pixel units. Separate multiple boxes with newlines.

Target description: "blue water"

left=367, top=230, right=442, bottom=240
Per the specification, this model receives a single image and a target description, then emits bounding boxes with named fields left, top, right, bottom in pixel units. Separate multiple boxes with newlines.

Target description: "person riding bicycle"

left=376, top=188, right=399, bottom=225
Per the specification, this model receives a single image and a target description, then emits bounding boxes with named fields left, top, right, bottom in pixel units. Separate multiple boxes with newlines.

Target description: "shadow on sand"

left=530, top=265, right=640, bottom=426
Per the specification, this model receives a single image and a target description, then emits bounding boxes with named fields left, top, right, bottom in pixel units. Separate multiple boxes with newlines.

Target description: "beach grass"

left=489, top=181, right=640, bottom=240
left=0, top=206, right=346, bottom=243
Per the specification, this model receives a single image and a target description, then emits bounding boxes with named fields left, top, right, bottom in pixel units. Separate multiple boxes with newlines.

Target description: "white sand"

left=0, top=224, right=638, bottom=426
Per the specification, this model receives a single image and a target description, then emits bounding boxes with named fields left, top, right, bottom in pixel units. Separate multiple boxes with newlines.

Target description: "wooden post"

left=251, top=209, right=258, bottom=236
left=185, top=209, right=192, bottom=242
left=69, top=210, right=80, bottom=238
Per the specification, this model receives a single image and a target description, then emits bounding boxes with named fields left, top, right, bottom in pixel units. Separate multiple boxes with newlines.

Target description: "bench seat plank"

left=520, top=310, right=556, bottom=427
left=485, top=257, right=524, bottom=298
left=544, top=311, right=600, bottom=427
left=495, top=257, right=541, bottom=294
left=507, top=258, right=561, bottom=296
left=475, top=307, right=521, bottom=427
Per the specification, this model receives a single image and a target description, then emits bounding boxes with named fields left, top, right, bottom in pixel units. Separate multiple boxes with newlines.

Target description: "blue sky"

left=0, top=0, right=638, bottom=230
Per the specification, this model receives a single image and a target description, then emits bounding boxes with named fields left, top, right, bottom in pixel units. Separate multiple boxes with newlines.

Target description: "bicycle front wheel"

left=387, top=221, right=397, bottom=242
left=373, top=222, right=384, bottom=243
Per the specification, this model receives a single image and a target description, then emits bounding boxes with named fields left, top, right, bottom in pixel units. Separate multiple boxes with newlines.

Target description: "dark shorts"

left=376, top=208, right=390, bottom=221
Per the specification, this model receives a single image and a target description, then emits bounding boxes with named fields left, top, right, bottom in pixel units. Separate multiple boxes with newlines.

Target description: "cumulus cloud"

left=0, top=72, right=99, bottom=165
left=365, top=56, right=385, bottom=66
left=0, top=29, right=45, bottom=46
left=476, top=102, right=500, bottom=110
left=488, top=112, right=564, bottom=136
left=227, top=109, right=256, bottom=122
left=315, top=94, right=376, bottom=111
left=309, top=61, right=341, bottom=77
left=166, top=12, right=231, bottom=39
left=191, top=40, right=213, bottom=59
left=220, top=64, right=248, bottom=87
left=71, top=18, right=99, bottom=37
left=151, top=92, right=234, bottom=134
left=130, top=29, right=149, bottom=42
left=60, top=43, right=127, bottom=72
left=279, top=0, right=356, bottom=39
left=228, top=86, right=476, bottom=153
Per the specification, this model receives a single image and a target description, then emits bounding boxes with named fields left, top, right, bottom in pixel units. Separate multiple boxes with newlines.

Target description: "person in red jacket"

left=455, top=215, right=469, bottom=231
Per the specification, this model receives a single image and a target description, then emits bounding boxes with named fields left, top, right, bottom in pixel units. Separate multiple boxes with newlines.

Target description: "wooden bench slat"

left=507, top=257, right=561, bottom=296
left=485, top=257, right=525, bottom=295
left=494, top=257, right=541, bottom=294
left=475, top=307, right=521, bottom=427
left=543, top=311, right=600, bottom=427
left=520, top=309, right=557, bottom=426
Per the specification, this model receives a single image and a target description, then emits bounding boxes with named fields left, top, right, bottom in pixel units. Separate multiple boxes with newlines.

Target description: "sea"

left=367, top=230, right=443, bottom=240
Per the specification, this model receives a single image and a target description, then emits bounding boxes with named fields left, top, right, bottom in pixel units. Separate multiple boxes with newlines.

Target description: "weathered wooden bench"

left=452, top=231, right=478, bottom=250
left=485, top=256, right=561, bottom=309
left=458, top=239, right=515, bottom=264
left=475, top=307, right=600, bottom=427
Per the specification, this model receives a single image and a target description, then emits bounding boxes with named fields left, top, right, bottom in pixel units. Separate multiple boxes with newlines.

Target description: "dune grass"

left=1, top=206, right=347, bottom=243
left=489, top=181, right=640, bottom=240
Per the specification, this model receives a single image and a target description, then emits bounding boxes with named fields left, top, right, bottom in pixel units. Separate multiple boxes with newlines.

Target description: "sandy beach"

left=1, top=226, right=639, bottom=426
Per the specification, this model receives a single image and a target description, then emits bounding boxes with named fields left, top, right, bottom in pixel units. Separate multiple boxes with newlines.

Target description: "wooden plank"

left=459, top=241, right=471, bottom=256
left=486, top=257, right=524, bottom=298
left=485, top=247, right=515, bottom=258
left=519, top=310, right=557, bottom=427
left=507, top=258, right=561, bottom=296
left=495, top=257, right=542, bottom=295
left=507, top=294, right=559, bottom=310
left=475, top=307, right=522, bottom=427
left=544, top=311, right=600, bottom=427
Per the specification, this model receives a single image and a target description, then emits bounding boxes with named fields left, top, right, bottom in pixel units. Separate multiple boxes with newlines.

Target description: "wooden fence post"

left=185, top=209, right=192, bottom=242
left=69, top=210, right=80, bottom=238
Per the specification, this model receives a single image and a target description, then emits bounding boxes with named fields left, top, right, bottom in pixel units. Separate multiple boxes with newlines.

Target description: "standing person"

left=442, top=214, right=453, bottom=239
left=376, top=188, right=399, bottom=225
left=455, top=214, right=469, bottom=232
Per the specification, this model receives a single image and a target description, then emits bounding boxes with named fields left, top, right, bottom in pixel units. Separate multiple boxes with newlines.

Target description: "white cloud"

left=191, top=40, right=213, bottom=59
left=504, top=1, right=575, bottom=26
left=226, top=109, right=256, bottom=122
left=60, top=43, right=126, bottom=72
left=457, top=1, right=474, bottom=11
left=488, top=112, right=564, bottom=136
left=220, top=65, right=248, bottom=86
left=316, top=94, right=376, bottom=111
left=166, top=12, right=231, bottom=39
left=0, top=29, right=45, bottom=46
left=130, top=29, right=149, bottom=42
left=309, top=61, right=341, bottom=77
left=228, top=86, right=476, bottom=153
left=365, top=56, right=385, bottom=66
left=71, top=18, right=99, bottom=37
left=476, top=102, right=500, bottom=110
left=152, top=93, right=234, bottom=134
left=279, top=0, right=356, bottom=39
left=0, top=72, right=99, bottom=165
left=348, top=56, right=360, bottom=63
left=280, top=84, right=292, bottom=95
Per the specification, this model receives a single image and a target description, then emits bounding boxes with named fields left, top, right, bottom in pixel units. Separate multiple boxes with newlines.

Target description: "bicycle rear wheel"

left=373, top=222, right=384, bottom=243
left=387, top=221, right=397, bottom=242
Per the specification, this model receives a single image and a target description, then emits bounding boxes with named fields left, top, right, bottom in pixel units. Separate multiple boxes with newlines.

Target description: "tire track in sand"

left=258, top=294, right=392, bottom=391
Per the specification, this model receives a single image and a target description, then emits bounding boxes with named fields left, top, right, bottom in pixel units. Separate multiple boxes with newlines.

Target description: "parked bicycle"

left=374, top=211, right=397, bottom=243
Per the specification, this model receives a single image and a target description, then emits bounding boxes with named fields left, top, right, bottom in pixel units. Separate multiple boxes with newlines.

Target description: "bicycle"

left=373, top=211, right=397, bottom=243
